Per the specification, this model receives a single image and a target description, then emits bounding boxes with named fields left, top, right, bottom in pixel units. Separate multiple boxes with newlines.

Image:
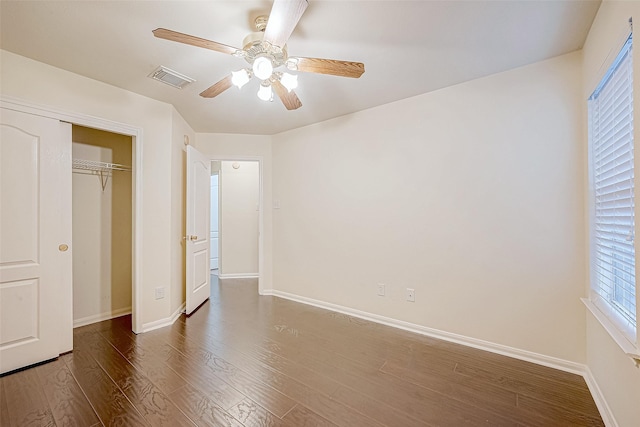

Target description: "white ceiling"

left=0, top=0, right=600, bottom=135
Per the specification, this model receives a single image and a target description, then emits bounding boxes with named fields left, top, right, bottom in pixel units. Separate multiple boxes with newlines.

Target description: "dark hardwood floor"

left=1, top=277, right=604, bottom=426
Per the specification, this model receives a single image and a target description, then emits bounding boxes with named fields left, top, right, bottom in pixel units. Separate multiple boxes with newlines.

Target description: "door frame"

left=208, top=155, right=264, bottom=294
left=210, top=169, right=220, bottom=272
left=1, top=95, right=145, bottom=335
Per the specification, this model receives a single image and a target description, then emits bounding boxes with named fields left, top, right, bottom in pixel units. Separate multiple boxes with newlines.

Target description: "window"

left=588, top=33, right=636, bottom=344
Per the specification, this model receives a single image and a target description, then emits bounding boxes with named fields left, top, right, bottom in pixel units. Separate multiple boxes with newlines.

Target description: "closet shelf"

left=72, top=159, right=131, bottom=172
left=72, top=159, right=131, bottom=191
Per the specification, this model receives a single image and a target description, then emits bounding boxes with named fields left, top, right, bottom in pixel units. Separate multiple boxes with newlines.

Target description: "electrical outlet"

left=406, top=288, right=415, bottom=302
left=155, top=287, right=165, bottom=300
left=377, top=283, right=386, bottom=296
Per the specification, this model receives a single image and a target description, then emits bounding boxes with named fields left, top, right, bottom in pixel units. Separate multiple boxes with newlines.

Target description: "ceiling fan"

left=152, top=0, right=365, bottom=110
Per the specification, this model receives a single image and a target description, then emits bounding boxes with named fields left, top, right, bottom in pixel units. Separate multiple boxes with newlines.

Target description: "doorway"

left=210, top=163, right=220, bottom=275
left=71, top=125, right=133, bottom=327
left=214, top=160, right=260, bottom=279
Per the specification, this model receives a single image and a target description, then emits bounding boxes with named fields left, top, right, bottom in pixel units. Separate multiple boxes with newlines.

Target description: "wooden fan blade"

left=272, top=80, right=302, bottom=110
left=153, top=28, right=239, bottom=55
left=200, top=75, right=233, bottom=98
left=263, top=0, right=308, bottom=49
left=289, top=57, right=365, bottom=78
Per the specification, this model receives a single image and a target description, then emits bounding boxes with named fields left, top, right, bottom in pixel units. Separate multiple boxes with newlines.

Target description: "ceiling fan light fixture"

left=253, top=56, right=274, bottom=80
left=257, top=82, right=273, bottom=102
left=280, top=72, right=298, bottom=92
left=231, top=69, right=251, bottom=88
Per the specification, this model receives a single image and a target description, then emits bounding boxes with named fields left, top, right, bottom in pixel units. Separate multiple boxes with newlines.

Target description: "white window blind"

left=589, top=34, right=636, bottom=341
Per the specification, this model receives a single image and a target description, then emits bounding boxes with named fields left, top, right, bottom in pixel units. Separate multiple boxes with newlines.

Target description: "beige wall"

left=71, top=126, right=132, bottom=324
left=272, top=51, right=586, bottom=363
left=0, top=49, right=179, bottom=327
left=582, top=1, right=640, bottom=425
left=194, top=134, right=273, bottom=290
left=219, top=161, right=260, bottom=275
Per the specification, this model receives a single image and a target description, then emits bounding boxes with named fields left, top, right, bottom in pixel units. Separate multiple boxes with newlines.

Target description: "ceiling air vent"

left=149, top=66, right=195, bottom=89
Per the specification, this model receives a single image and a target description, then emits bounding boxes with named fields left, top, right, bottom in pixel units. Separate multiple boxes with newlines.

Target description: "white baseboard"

left=264, top=290, right=619, bottom=425
left=218, top=273, right=259, bottom=279
left=582, top=366, right=618, bottom=427
left=73, top=307, right=131, bottom=328
left=265, top=290, right=586, bottom=375
left=140, top=302, right=185, bottom=333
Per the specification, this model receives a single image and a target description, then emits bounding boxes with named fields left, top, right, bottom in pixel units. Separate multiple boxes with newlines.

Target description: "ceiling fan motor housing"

left=242, top=31, right=288, bottom=70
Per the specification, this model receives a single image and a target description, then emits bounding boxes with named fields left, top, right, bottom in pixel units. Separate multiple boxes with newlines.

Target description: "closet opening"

left=71, top=125, right=133, bottom=328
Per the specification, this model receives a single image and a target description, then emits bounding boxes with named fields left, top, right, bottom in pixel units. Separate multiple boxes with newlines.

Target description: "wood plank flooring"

left=0, top=277, right=604, bottom=426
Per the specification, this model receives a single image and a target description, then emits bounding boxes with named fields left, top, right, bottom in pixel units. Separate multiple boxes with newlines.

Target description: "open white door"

left=186, top=145, right=211, bottom=315
left=0, top=109, right=71, bottom=374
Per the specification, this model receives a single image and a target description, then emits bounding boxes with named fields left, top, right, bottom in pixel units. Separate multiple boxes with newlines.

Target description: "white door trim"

left=1, top=95, right=144, bottom=334
left=208, top=156, right=264, bottom=295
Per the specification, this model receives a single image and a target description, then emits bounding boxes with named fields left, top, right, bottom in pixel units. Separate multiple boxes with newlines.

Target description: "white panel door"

left=210, top=231, right=219, bottom=270
left=186, top=145, right=210, bottom=315
left=0, top=108, right=70, bottom=374
left=210, top=174, right=219, bottom=270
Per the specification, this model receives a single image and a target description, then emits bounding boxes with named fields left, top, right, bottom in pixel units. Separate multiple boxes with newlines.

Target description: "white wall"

left=582, top=1, right=640, bottom=425
left=220, top=161, right=260, bottom=275
left=272, top=51, right=586, bottom=363
left=72, top=143, right=115, bottom=321
left=194, top=134, right=272, bottom=289
left=71, top=126, right=132, bottom=325
left=0, top=50, right=179, bottom=327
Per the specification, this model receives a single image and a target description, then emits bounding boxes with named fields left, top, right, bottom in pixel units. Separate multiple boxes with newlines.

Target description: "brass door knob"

left=59, top=244, right=69, bottom=252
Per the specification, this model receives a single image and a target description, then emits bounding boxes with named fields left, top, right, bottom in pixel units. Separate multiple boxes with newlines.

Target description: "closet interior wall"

left=72, top=125, right=132, bottom=327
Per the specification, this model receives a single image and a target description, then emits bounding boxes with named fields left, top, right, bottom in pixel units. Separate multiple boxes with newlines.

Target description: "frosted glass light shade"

left=280, top=73, right=298, bottom=92
left=231, top=69, right=250, bottom=88
left=253, top=56, right=274, bottom=80
left=257, top=83, right=272, bottom=101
